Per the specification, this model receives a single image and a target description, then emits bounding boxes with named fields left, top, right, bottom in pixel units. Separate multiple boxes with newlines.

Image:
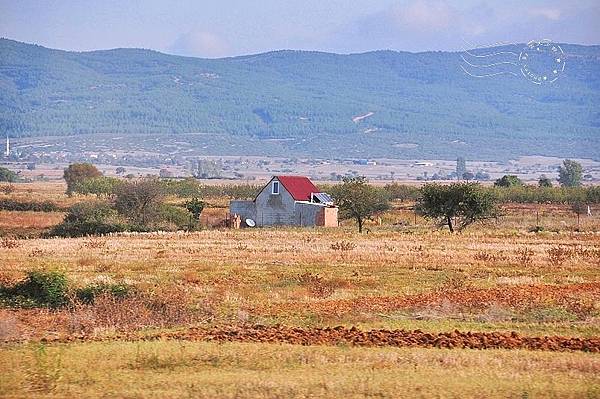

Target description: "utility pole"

left=4, top=135, right=9, bottom=157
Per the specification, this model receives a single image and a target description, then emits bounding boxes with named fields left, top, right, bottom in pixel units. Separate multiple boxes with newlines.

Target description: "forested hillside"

left=1, top=38, right=599, bottom=160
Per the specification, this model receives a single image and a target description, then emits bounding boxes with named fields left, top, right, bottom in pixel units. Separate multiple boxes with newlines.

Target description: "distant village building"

left=230, top=176, right=338, bottom=227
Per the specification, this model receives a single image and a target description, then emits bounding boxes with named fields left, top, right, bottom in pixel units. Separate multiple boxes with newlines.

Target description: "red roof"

left=276, top=175, right=319, bottom=201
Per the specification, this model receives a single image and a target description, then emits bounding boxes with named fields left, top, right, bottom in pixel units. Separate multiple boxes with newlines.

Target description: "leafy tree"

left=185, top=198, right=205, bottom=220
left=114, top=178, right=165, bottom=226
left=494, top=175, right=524, bottom=187
left=558, top=159, right=583, bottom=187
left=0, top=167, right=17, bottom=182
left=63, top=163, right=102, bottom=195
left=116, top=167, right=126, bottom=175
left=587, top=186, right=600, bottom=203
left=538, top=175, right=553, bottom=188
left=329, top=176, right=390, bottom=233
left=417, top=183, right=498, bottom=233
left=383, top=183, right=420, bottom=202
left=71, top=176, right=123, bottom=197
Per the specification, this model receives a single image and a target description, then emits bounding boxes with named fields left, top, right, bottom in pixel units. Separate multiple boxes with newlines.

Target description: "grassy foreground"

left=1, top=340, right=599, bottom=398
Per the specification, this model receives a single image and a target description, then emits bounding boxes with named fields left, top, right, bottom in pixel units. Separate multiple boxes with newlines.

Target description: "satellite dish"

left=245, top=218, right=256, bottom=227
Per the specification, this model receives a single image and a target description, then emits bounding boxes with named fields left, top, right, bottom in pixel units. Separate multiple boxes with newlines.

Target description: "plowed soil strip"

left=24, top=325, right=600, bottom=353
left=259, top=282, right=600, bottom=317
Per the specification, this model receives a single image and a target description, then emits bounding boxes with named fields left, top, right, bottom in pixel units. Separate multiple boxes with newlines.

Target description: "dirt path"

left=16, top=325, right=600, bottom=353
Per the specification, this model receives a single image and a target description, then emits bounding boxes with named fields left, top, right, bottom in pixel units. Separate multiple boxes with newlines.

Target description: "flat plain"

left=1, top=182, right=599, bottom=398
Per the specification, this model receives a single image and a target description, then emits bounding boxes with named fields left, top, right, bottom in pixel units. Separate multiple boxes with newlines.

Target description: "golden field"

left=1, top=341, right=599, bottom=398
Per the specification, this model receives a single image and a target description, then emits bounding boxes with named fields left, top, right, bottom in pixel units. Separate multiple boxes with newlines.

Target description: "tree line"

left=45, top=162, right=600, bottom=237
left=330, top=177, right=497, bottom=233
left=54, top=164, right=205, bottom=237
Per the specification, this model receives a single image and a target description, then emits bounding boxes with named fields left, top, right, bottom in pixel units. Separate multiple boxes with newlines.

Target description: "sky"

left=1, top=0, right=599, bottom=58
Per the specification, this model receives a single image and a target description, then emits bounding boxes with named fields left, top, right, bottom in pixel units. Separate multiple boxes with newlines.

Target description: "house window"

left=272, top=181, right=280, bottom=195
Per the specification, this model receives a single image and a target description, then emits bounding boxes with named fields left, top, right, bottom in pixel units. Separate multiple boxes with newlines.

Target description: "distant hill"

left=1, top=38, right=599, bottom=160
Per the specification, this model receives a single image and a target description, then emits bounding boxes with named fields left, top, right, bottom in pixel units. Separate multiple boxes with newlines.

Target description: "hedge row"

left=0, top=199, right=62, bottom=212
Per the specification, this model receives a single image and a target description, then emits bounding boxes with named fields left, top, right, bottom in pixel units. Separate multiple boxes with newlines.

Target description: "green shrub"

left=155, top=204, right=193, bottom=230
left=114, top=178, right=165, bottom=226
left=71, top=176, right=123, bottom=197
left=0, top=271, right=133, bottom=308
left=185, top=198, right=205, bottom=220
left=161, top=178, right=260, bottom=199
left=587, top=186, right=600, bottom=203
left=75, top=283, right=131, bottom=304
left=0, top=199, right=60, bottom=212
left=48, top=201, right=128, bottom=237
left=161, top=178, right=201, bottom=198
left=0, top=167, right=18, bottom=183
left=48, top=197, right=201, bottom=237
left=494, top=175, right=524, bottom=187
left=488, top=186, right=595, bottom=204
left=0, top=271, right=68, bottom=308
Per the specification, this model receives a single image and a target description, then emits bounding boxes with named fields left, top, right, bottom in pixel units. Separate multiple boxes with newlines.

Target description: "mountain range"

left=1, top=38, right=599, bottom=160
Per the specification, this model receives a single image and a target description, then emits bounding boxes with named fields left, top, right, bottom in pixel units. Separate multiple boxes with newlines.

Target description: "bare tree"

left=114, top=178, right=165, bottom=226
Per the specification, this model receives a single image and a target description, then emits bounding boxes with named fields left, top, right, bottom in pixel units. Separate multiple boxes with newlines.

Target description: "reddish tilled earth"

left=19, top=325, right=600, bottom=353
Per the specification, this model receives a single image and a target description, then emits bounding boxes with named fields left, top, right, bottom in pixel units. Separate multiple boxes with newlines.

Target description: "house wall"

left=321, top=207, right=338, bottom=227
left=230, top=200, right=256, bottom=225
left=294, top=202, right=325, bottom=226
left=255, top=178, right=296, bottom=226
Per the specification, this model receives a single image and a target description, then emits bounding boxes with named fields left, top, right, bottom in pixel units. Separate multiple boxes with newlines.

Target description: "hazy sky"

left=1, top=0, right=599, bottom=57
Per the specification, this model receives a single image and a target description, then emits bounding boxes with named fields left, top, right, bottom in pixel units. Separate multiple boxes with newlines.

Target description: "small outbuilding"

left=230, top=175, right=338, bottom=227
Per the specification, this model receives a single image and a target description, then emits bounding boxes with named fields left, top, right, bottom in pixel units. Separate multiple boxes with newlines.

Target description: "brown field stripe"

left=29, top=325, right=600, bottom=353
left=257, top=282, right=600, bottom=316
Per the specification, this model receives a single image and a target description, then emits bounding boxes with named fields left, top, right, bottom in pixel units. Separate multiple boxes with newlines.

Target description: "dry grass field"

left=0, top=182, right=599, bottom=397
left=1, top=341, right=599, bottom=398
